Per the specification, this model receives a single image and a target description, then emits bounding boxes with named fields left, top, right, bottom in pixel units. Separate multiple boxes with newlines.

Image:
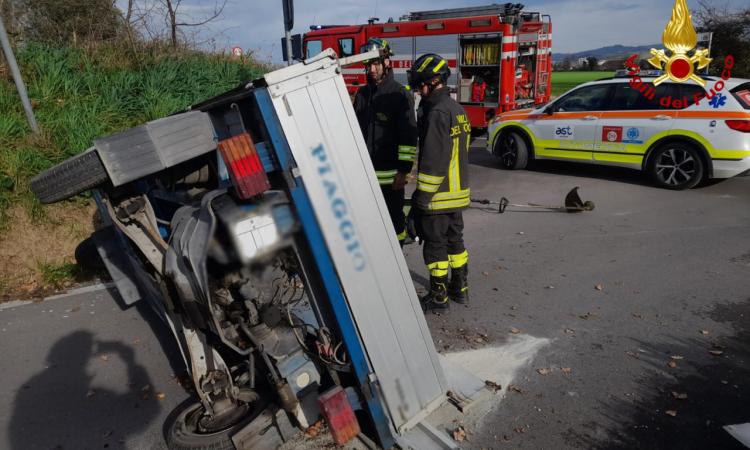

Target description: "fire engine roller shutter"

left=415, top=34, right=459, bottom=89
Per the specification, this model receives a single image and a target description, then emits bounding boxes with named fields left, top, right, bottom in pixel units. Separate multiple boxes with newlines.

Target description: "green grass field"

left=551, top=71, right=614, bottom=96
left=0, top=42, right=268, bottom=228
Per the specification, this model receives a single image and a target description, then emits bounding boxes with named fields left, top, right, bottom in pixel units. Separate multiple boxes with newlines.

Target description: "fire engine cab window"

left=555, top=85, right=613, bottom=112
left=306, top=40, right=322, bottom=58
left=338, top=38, right=354, bottom=57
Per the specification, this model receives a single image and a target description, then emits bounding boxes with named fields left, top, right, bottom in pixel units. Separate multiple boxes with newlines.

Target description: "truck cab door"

left=533, top=84, right=614, bottom=162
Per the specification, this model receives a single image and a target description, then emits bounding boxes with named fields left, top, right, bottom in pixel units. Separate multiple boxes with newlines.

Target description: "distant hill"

left=552, top=44, right=660, bottom=63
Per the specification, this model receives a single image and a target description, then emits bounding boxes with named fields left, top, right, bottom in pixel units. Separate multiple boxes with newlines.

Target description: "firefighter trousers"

left=420, top=212, right=468, bottom=277
left=381, top=186, right=407, bottom=243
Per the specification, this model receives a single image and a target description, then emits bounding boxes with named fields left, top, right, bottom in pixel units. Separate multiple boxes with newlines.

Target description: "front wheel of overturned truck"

left=166, top=396, right=266, bottom=450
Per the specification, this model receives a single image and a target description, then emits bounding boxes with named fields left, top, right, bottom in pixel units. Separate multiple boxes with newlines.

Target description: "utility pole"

left=0, top=15, right=39, bottom=134
left=282, top=0, right=293, bottom=65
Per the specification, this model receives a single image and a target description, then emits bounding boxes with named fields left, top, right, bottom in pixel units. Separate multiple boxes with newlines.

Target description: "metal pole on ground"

left=0, top=16, right=39, bottom=134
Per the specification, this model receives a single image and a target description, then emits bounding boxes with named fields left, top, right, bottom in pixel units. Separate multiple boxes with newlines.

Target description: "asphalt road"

left=2, top=139, right=750, bottom=450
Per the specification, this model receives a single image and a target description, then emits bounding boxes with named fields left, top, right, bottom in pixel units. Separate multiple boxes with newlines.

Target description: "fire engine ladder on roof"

left=401, top=3, right=525, bottom=21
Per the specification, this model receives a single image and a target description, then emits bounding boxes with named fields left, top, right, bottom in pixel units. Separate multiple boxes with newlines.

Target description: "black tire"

left=166, top=399, right=266, bottom=450
left=494, top=130, right=529, bottom=170
left=647, top=143, right=704, bottom=190
left=30, top=150, right=109, bottom=204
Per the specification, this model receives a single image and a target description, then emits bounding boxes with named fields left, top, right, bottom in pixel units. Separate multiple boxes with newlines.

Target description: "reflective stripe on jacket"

left=413, top=87, right=471, bottom=214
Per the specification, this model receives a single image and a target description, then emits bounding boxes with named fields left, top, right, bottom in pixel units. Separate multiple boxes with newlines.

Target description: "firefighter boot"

left=421, top=275, right=450, bottom=312
left=449, top=265, right=469, bottom=304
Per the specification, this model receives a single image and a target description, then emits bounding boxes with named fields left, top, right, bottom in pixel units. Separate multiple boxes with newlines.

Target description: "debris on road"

left=670, top=355, right=684, bottom=360
left=667, top=361, right=678, bottom=369
left=453, top=425, right=467, bottom=442
left=564, top=328, right=575, bottom=334
left=671, top=391, right=688, bottom=400
left=709, top=350, right=724, bottom=356
left=485, top=380, right=502, bottom=392
left=508, top=384, right=524, bottom=394
left=561, top=367, right=572, bottom=375
left=537, top=367, right=552, bottom=375
left=665, top=410, right=678, bottom=417
left=595, top=284, right=603, bottom=291
left=579, top=312, right=597, bottom=320
left=700, top=330, right=710, bottom=335
left=510, top=327, right=521, bottom=334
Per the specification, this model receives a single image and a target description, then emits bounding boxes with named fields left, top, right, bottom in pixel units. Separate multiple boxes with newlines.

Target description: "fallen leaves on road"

left=595, top=284, right=603, bottom=291
left=665, top=410, right=678, bottom=417
left=667, top=361, right=678, bottom=369
left=508, top=384, right=524, bottom=394
left=510, top=327, right=521, bottom=334
left=453, top=426, right=467, bottom=442
left=561, top=367, right=572, bottom=375
left=537, top=368, right=552, bottom=376
left=513, top=426, right=527, bottom=434
left=305, top=420, right=324, bottom=438
left=156, top=393, right=166, bottom=400
left=671, top=391, right=688, bottom=400
left=709, top=350, right=724, bottom=356
left=485, top=380, right=502, bottom=392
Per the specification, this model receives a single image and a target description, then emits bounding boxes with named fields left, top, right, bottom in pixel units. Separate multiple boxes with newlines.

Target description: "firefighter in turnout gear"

left=407, top=53, right=471, bottom=312
left=353, top=38, right=418, bottom=246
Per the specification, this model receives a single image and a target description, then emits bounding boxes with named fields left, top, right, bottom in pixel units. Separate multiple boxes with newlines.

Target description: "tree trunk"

left=165, top=0, right=177, bottom=47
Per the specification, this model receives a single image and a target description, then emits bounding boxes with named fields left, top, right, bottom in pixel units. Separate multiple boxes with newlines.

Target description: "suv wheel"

left=648, top=143, right=704, bottom=190
left=495, top=130, right=529, bottom=170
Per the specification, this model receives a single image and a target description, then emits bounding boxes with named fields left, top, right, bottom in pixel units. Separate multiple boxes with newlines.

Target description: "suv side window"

left=609, top=83, right=644, bottom=110
left=555, top=84, right=614, bottom=112
left=676, top=83, right=707, bottom=108
left=338, top=38, right=354, bottom=57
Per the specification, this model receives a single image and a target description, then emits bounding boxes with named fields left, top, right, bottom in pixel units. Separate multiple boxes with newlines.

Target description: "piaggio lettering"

left=311, top=144, right=366, bottom=271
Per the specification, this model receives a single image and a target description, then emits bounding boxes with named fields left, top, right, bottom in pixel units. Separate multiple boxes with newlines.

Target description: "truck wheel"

left=648, top=143, right=704, bottom=190
left=166, top=397, right=265, bottom=450
left=30, top=150, right=109, bottom=204
left=495, top=131, right=529, bottom=170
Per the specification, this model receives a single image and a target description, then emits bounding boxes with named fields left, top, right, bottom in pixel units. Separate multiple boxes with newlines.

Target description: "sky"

left=130, top=0, right=747, bottom=62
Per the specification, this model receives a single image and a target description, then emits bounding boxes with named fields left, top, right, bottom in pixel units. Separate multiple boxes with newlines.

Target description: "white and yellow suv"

left=487, top=75, right=750, bottom=189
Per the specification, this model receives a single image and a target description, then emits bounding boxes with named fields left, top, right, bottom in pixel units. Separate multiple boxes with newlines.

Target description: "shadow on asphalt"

left=9, top=331, right=160, bottom=449
left=562, top=299, right=750, bottom=450
left=470, top=148, right=735, bottom=192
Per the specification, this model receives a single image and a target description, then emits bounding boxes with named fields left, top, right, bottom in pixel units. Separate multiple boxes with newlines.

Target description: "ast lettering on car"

left=602, top=126, right=623, bottom=143
left=555, top=126, right=575, bottom=139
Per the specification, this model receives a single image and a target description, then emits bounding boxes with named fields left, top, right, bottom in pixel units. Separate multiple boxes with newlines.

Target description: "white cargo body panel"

left=263, top=50, right=448, bottom=433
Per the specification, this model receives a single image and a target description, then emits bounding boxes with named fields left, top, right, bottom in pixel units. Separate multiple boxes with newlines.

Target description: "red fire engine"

left=303, top=3, right=552, bottom=128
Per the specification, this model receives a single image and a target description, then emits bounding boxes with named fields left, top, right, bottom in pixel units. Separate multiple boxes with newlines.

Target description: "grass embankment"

left=0, top=42, right=268, bottom=297
left=551, top=71, right=615, bottom=96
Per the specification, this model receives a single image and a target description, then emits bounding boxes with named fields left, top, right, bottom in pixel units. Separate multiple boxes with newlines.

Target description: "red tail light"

left=218, top=132, right=270, bottom=198
left=318, top=386, right=360, bottom=445
left=726, top=120, right=750, bottom=133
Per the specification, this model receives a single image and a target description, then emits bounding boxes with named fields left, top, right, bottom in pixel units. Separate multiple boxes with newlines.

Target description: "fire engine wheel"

left=647, top=143, right=704, bottom=190
left=166, top=396, right=265, bottom=450
left=495, top=130, right=529, bottom=170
